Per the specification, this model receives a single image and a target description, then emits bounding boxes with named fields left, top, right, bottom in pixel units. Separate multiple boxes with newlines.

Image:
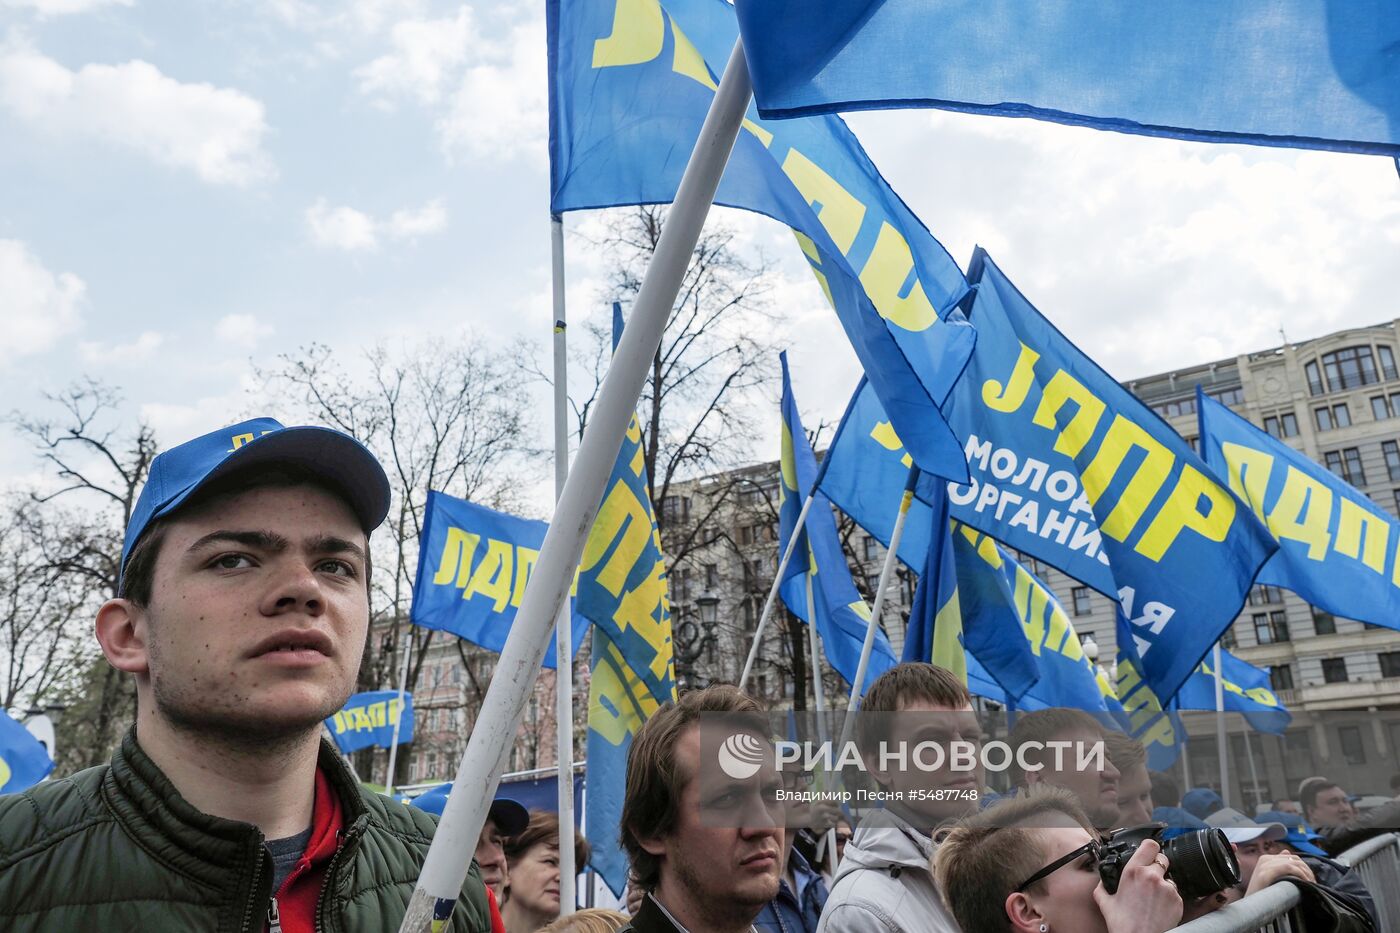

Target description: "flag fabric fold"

left=1198, top=389, right=1400, bottom=633
left=0, top=710, right=54, bottom=794
left=778, top=351, right=897, bottom=690
left=732, top=0, right=1400, bottom=158
left=548, top=0, right=976, bottom=480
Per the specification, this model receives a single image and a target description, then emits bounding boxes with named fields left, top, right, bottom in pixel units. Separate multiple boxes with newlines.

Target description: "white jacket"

left=815, top=809, right=961, bottom=933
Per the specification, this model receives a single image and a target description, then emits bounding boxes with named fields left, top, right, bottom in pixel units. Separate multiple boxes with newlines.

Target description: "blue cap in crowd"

left=120, top=418, right=391, bottom=585
left=1256, top=809, right=1329, bottom=858
left=1153, top=805, right=1209, bottom=840
left=410, top=783, right=529, bottom=835
left=1182, top=787, right=1225, bottom=820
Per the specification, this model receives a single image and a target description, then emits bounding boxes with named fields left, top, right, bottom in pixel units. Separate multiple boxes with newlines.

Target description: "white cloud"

left=0, top=37, right=274, bottom=186
left=436, top=11, right=545, bottom=163
left=0, top=239, right=84, bottom=357
left=305, top=199, right=378, bottom=250
left=2, top=0, right=132, bottom=15
left=355, top=7, right=470, bottom=106
left=214, top=313, right=275, bottom=348
left=305, top=197, right=447, bottom=250
left=78, top=330, right=163, bottom=363
left=387, top=199, right=447, bottom=238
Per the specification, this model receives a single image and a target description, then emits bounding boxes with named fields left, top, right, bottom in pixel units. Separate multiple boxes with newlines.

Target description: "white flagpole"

left=836, top=473, right=918, bottom=754
left=1213, top=643, right=1230, bottom=809
left=739, top=494, right=814, bottom=689
left=399, top=39, right=755, bottom=933
left=384, top=630, right=414, bottom=796
left=803, top=571, right=839, bottom=878
left=551, top=213, right=577, bottom=916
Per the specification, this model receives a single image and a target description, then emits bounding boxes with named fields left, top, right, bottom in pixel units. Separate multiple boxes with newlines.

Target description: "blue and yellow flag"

left=548, top=0, right=975, bottom=481
left=0, top=709, right=53, bottom=794
left=940, top=251, right=1277, bottom=700
left=734, top=0, right=1400, bottom=158
left=324, top=690, right=414, bottom=755
left=582, top=312, right=676, bottom=897
left=411, top=492, right=590, bottom=669
left=1112, top=619, right=1186, bottom=772
left=778, top=352, right=896, bottom=690
left=1199, top=389, right=1400, bottom=634
left=901, top=486, right=967, bottom=684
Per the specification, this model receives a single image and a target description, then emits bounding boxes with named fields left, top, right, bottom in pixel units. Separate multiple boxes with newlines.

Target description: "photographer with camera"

left=935, top=786, right=1245, bottom=933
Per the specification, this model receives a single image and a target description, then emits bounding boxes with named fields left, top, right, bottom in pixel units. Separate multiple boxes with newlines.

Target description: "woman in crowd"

left=501, top=810, right=592, bottom=933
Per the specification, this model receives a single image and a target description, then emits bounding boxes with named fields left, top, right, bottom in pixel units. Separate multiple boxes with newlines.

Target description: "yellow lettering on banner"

left=0, top=756, right=10, bottom=789
left=1266, top=466, right=1333, bottom=560
left=592, top=0, right=664, bottom=68
left=464, top=539, right=514, bottom=612
left=792, top=232, right=834, bottom=306
left=1335, top=498, right=1390, bottom=574
left=870, top=421, right=913, bottom=468
left=1080, top=415, right=1174, bottom=542
left=1136, top=465, right=1236, bottom=561
left=1013, top=569, right=1044, bottom=656
left=1032, top=371, right=1107, bottom=459
left=353, top=707, right=374, bottom=731
left=388, top=698, right=403, bottom=726
left=610, top=558, right=671, bottom=686
left=228, top=432, right=256, bottom=451
left=1136, top=713, right=1177, bottom=749
left=590, top=639, right=662, bottom=746
left=580, top=482, right=654, bottom=598
left=1244, top=687, right=1279, bottom=708
left=668, top=20, right=773, bottom=146
left=781, top=421, right=799, bottom=491
left=1221, top=442, right=1274, bottom=525
left=957, top=524, right=1002, bottom=568
left=780, top=149, right=866, bottom=254
left=858, top=223, right=937, bottom=331
left=332, top=711, right=349, bottom=734
left=1043, top=597, right=1076, bottom=659
left=982, top=342, right=1040, bottom=414
left=512, top=546, right=540, bottom=607
left=432, top=527, right=480, bottom=587
left=625, top=418, right=645, bottom=477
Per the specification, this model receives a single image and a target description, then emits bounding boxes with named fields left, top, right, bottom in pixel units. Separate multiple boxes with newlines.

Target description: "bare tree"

left=256, top=339, right=539, bottom=785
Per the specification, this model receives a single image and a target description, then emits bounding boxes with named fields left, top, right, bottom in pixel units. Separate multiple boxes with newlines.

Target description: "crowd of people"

left=1, top=419, right=1397, bottom=933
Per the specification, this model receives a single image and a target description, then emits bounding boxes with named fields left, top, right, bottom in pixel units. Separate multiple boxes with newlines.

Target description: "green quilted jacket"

left=0, top=728, right=493, bottom=932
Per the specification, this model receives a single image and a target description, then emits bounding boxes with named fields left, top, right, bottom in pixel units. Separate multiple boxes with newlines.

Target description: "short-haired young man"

left=1302, top=778, right=1400, bottom=856
left=935, top=786, right=1182, bottom=933
left=0, top=419, right=496, bottom=932
left=1009, top=708, right=1121, bottom=830
left=817, top=663, right=976, bottom=933
left=620, top=685, right=784, bottom=933
left=1102, top=732, right=1152, bottom=829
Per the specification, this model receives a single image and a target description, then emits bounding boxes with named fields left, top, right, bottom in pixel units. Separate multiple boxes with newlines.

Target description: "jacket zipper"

left=267, top=896, right=283, bottom=933
left=314, top=823, right=364, bottom=933
left=241, top=844, right=268, bottom=933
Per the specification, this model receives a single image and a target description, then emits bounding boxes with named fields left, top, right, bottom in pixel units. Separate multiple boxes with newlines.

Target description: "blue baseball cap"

left=120, top=418, right=391, bottom=585
left=1256, top=809, right=1329, bottom=858
left=410, top=783, right=530, bottom=835
left=1182, top=787, right=1225, bottom=820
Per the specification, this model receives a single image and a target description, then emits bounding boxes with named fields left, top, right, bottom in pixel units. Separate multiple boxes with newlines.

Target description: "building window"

left=1072, top=586, right=1092, bottom=616
left=1315, top=404, right=1350, bottom=431
left=1325, top=448, right=1366, bottom=485
left=862, top=536, right=879, bottom=561
left=660, top=495, right=691, bottom=524
left=1253, top=611, right=1290, bottom=644
left=1385, top=441, right=1400, bottom=482
left=704, top=563, right=718, bottom=588
left=1380, top=651, right=1400, bottom=678
left=1270, top=664, right=1294, bottom=692
left=1312, top=606, right=1336, bottom=635
left=1382, top=345, right=1399, bottom=381
left=1264, top=413, right=1299, bottom=438
left=1183, top=435, right=1199, bottom=452
left=1153, top=397, right=1196, bottom=418
left=1321, top=657, right=1349, bottom=684
left=1305, top=360, right=1325, bottom=396
left=1212, top=386, right=1245, bottom=406
left=1337, top=725, right=1366, bottom=765
left=1372, top=395, right=1392, bottom=420
left=1248, top=585, right=1283, bottom=606
left=673, top=567, right=692, bottom=604
left=1321, top=346, right=1381, bottom=392
left=1220, top=625, right=1238, bottom=649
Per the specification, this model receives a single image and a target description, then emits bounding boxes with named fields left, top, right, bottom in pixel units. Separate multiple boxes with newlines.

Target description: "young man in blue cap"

left=412, top=787, right=530, bottom=900
left=0, top=419, right=497, bottom=933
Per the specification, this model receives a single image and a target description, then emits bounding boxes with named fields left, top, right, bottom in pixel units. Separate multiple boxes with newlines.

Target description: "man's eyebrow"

left=308, top=535, right=368, bottom=564
left=187, top=530, right=289, bottom=554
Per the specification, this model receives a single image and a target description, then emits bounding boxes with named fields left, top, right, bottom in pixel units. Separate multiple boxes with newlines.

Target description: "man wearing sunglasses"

left=935, top=787, right=1183, bottom=933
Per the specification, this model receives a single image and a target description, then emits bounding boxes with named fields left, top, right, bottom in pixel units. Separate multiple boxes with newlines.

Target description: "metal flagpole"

left=1242, top=726, right=1262, bottom=814
left=399, top=39, right=755, bottom=932
left=1213, top=643, right=1230, bottom=809
left=836, top=467, right=919, bottom=754
left=804, top=570, right=839, bottom=878
left=550, top=213, right=577, bottom=916
left=384, top=631, right=414, bottom=796
left=738, top=494, right=814, bottom=689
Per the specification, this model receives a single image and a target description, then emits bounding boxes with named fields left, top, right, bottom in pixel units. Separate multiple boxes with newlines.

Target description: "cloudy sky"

left=3, top=0, right=1398, bottom=506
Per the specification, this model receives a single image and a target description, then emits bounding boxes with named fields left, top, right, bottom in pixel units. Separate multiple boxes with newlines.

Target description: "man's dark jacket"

left=0, top=729, right=493, bottom=932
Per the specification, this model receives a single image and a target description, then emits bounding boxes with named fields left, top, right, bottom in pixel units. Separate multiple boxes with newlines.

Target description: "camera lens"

left=1161, top=828, right=1240, bottom=899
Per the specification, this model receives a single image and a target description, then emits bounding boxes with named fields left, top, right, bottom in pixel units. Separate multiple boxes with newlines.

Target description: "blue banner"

left=325, top=690, right=414, bottom=755
left=1112, top=619, right=1186, bottom=773
left=580, top=361, right=676, bottom=896
left=733, top=1, right=1400, bottom=158
left=0, top=710, right=53, bottom=794
left=779, top=352, right=897, bottom=689
left=937, top=250, right=1277, bottom=700
left=548, top=0, right=976, bottom=479
left=412, top=492, right=591, bottom=668
left=1198, top=390, right=1400, bottom=632
left=1178, top=649, right=1292, bottom=735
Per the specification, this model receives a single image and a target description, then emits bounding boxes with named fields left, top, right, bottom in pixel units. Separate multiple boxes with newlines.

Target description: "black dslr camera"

left=1097, top=824, right=1240, bottom=898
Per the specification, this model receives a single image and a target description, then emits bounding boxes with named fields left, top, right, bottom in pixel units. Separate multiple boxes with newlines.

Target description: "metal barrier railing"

left=1170, top=833, right=1400, bottom=933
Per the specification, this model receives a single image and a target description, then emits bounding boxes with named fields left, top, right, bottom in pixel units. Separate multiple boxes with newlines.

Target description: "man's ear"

left=96, top=599, right=151, bottom=676
left=631, top=823, right=668, bottom=859
left=1004, top=891, right=1044, bottom=933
